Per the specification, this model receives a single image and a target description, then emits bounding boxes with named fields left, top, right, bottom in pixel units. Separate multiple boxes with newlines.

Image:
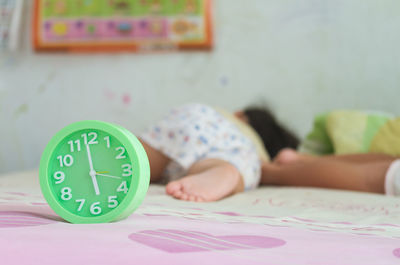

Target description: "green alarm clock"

left=39, top=120, right=150, bottom=224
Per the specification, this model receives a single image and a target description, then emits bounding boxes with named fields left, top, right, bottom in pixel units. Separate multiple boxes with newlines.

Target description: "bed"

left=1, top=170, right=399, bottom=265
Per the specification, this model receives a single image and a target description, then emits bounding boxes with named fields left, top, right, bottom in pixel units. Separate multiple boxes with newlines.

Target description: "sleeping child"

left=138, top=103, right=299, bottom=202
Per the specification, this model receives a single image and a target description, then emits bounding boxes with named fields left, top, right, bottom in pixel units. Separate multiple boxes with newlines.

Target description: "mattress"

left=1, top=170, right=399, bottom=265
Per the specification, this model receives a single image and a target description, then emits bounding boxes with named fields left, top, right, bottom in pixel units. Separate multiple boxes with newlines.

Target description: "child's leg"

left=166, top=159, right=244, bottom=202
left=139, top=139, right=170, bottom=182
left=274, top=148, right=397, bottom=165
left=314, top=153, right=396, bottom=163
left=261, top=157, right=396, bottom=193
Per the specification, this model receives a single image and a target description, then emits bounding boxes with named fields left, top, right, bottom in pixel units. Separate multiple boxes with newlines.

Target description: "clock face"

left=40, top=121, right=150, bottom=224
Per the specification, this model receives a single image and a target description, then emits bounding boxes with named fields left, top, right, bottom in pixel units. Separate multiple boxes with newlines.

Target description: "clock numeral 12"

left=81, top=132, right=98, bottom=145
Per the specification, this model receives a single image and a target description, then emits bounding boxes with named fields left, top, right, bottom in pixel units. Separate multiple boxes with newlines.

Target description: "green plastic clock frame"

left=39, top=120, right=150, bottom=224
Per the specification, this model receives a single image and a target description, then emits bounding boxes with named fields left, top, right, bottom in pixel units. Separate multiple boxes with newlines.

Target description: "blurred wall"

left=1, top=0, right=400, bottom=174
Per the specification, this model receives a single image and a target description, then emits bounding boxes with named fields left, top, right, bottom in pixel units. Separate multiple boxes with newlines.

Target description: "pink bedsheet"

left=1, top=170, right=400, bottom=265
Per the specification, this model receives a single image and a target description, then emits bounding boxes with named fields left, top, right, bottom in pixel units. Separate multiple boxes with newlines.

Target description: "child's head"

left=241, top=106, right=300, bottom=159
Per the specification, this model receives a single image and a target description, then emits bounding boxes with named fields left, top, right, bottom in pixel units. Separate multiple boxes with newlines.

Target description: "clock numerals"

left=57, top=155, right=74, bottom=167
left=52, top=131, right=132, bottom=218
left=81, top=132, right=98, bottom=145
left=61, top=187, right=72, bottom=201
left=115, top=146, right=126, bottom=159
left=53, top=171, right=65, bottom=184
left=75, top=199, right=85, bottom=212
left=90, top=202, right=102, bottom=215
left=122, top=164, right=132, bottom=177
left=104, top=136, right=111, bottom=148
left=117, top=181, right=128, bottom=194
left=68, top=133, right=102, bottom=152
left=67, top=140, right=81, bottom=152
left=108, top=196, right=118, bottom=208
left=74, top=197, right=119, bottom=214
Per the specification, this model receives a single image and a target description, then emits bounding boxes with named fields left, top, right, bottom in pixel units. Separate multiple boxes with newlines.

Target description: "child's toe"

left=181, top=193, right=189, bottom=201
left=172, top=189, right=183, bottom=198
left=166, top=181, right=181, bottom=195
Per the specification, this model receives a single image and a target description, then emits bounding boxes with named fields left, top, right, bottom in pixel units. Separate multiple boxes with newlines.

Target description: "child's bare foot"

left=165, top=163, right=243, bottom=202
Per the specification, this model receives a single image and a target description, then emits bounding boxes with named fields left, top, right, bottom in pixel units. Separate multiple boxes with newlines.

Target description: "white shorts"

left=139, top=103, right=261, bottom=190
left=385, top=159, right=400, bottom=196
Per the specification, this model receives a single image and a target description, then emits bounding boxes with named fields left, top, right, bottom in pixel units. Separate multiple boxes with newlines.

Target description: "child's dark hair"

left=244, top=106, right=300, bottom=159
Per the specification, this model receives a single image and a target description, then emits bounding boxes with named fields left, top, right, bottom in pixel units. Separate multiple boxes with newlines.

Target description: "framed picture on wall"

left=32, top=0, right=213, bottom=52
